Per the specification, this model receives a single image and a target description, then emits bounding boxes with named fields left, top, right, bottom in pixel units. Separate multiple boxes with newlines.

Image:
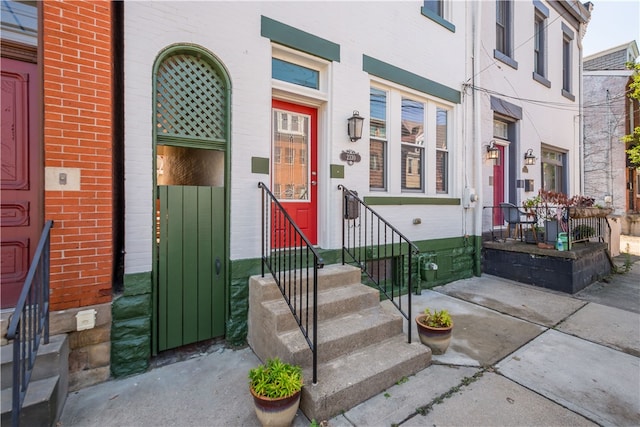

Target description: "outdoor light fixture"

left=524, top=148, right=536, bottom=165
left=486, top=140, right=500, bottom=160
left=347, top=110, right=364, bottom=142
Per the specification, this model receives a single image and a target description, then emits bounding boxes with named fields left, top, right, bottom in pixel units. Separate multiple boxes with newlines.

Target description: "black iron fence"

left=482, top=205, right=611, bottom=250
left=6, top=220, right=54, bottom=427
left=258, top=182, right=323, bottom=385
left=338, top=185, right=419, bottom=344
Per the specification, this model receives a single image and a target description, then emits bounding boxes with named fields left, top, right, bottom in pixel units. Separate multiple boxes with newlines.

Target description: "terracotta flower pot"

left=250, top=386, right=301, bottom=427
left=415, top=315, right=453, bottom=354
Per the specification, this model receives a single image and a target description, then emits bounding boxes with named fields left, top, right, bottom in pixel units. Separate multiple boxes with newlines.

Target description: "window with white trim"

left=496, top=0, right=512, bottom=57
left=369, top=87, right=387, bottom=190
left=534, top=12, right=546, bottom=77
left=369, top=84, right=452, bottom=195
left=541, top=148, right=566, bottom=193
left=436, top=107, right=449, bottom=193
left=401, top=97, right=425, bottom=191
left=561, top=23, right=575, bottom=100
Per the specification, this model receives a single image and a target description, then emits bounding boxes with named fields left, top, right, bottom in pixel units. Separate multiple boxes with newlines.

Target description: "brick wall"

left=42, top=0, right=114, bottom=311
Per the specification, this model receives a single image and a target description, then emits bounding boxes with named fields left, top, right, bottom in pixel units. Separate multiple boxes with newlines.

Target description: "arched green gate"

left=152, top=46, right=230, bottom=352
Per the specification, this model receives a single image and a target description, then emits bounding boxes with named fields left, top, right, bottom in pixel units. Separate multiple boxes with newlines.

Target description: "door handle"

left=215, top=258, right=221, bottom=276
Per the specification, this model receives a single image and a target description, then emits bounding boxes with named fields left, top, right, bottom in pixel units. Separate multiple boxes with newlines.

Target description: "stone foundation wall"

left=49, top=302, right=112, bottom=391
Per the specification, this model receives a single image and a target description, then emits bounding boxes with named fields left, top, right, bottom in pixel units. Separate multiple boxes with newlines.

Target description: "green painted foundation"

left=111, top=272, right=152, bottom=378
left=414, top=235, right=480, bottom=289
left=111, top=238, right=478, bottom=367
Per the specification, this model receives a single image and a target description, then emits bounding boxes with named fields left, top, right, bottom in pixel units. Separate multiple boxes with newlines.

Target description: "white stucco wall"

left=123, top=1, right=472, bottom=274
left=474, top=0, right=586, bottom=233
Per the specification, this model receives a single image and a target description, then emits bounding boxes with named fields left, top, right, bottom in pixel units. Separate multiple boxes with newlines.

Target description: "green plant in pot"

left=415, top=308, right=453, bottom=354
left=249, top=357, right=303, bottom=427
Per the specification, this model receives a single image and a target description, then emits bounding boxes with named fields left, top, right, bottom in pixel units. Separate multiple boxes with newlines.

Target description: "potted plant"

left=249, top=357, right=303, bottom=427
left=415, top=308, right=453, bottom=354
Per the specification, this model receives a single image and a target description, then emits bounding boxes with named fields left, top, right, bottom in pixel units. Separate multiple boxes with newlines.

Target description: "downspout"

left=112, top=0, right=125, bottom=292
left=472, top=0, right=482, bottom=276
left=577, top=2, right=593, bottom=195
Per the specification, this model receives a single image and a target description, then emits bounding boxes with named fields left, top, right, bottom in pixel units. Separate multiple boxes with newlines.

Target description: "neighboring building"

left=583, top=41, right=640, bottom=233
left=1, top=0, right=117, bottom=390
left=0, top=0, right=590, bottom=393
left=475, top=0, right=591, bottom=232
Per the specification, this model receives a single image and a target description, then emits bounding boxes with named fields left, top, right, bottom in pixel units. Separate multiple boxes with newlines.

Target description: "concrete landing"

left=497, top=329, right=639, bottom=426
left=59, top=258, right=640, bottom=427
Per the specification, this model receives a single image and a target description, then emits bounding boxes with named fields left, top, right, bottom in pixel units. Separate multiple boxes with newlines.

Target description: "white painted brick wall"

left=123, top=1, right=584, bottom=272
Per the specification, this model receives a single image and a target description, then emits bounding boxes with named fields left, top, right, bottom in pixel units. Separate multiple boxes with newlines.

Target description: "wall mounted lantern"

left=347, top=110, right=364, bottom=142
left=524, top=148, right=536, bottom=165
left=486, top=140, right=500, bottom=161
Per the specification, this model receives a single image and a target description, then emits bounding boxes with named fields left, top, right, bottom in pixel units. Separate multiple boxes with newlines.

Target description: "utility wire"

left=466, top=1, right=584, bottom=83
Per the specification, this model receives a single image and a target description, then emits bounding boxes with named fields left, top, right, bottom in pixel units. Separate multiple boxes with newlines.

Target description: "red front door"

left=492, top=145, right=505, bottom=226
left=1, top=58, right=41, bottom=308
left=271, top=100, right=318, bottom=246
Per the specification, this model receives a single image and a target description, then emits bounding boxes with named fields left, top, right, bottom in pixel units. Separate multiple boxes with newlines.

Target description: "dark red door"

left=1, top=58, right=41, bottom=309
left=492, top=145, right=505, bottom=226
left=271, top=100, right=318, bottom=246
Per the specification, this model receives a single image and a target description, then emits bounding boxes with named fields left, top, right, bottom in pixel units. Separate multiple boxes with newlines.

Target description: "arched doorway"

left=152, top=46, right=230, bottom=352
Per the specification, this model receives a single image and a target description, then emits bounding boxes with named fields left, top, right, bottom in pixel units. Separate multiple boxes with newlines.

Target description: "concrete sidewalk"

left=59, top=260, right=640, bottom=427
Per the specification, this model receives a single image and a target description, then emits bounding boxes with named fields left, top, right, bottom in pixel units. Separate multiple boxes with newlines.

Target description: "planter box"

left=568, top=207, right=613, bottom=218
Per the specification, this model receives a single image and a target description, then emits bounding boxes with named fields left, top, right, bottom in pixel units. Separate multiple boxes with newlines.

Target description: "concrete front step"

left=248, top=263, right=432, bottom=421
left=0, top=334, right=69, bottom=427
left=1, top=375, right=60, bottom=427
left=279, top=306, right=404, bottom=368
left=1, top=334, right=68, bottom=389
left=300, top=335, right=431, bottom=421
left=260, top=283, right=381, bottom=333
left=249, top=264, right=363, bottom=303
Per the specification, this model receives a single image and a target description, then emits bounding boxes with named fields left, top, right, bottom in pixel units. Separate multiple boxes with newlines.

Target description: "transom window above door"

left=272, top=58, right=319, bottom=90
left=271, top=45, right=329, bottom=99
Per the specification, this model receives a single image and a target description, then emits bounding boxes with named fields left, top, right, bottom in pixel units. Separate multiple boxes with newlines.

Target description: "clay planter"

left=415, top=315, right=453, bottom=354
left=250, top=387, right=301, bottom=427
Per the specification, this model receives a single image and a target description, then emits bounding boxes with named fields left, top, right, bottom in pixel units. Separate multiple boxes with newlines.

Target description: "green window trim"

left=363, top=55, right=460, bottom=104
left=261, top=16, right=340, bottom=62
left=364, top=196, right=460, bottom=206
left=420, top=6, right=456, bottom=32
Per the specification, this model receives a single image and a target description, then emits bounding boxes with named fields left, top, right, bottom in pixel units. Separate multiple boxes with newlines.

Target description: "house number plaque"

left=340, top=149, right=361, bottom=166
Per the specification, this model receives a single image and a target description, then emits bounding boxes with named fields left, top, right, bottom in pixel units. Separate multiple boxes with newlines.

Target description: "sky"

left=582, top=0, right=640, bottom=57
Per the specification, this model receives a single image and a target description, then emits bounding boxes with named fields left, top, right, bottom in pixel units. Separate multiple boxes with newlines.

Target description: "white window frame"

left=561, top=23, right=575, bottom=100
left=369, top=81, right=454, bottom=196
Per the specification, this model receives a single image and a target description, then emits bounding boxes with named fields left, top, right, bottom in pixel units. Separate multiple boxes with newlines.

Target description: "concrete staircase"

left=1, top=334, right=69, bottom=426
left=248, top=263, right=431, bottom=421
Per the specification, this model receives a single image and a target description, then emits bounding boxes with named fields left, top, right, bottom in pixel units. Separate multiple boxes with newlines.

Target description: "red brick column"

left=42, top=0, right=113, bottom=310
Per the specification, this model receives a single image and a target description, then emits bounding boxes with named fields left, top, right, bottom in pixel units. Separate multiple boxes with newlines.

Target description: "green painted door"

left=157, top=185, right=225, bottom=351
left=153, top=47, right=230, bottom=353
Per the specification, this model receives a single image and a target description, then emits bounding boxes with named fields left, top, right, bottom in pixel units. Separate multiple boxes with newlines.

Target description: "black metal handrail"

left=338, top=185, right=419, bottom=344
left=6, top=220, right=54, bottom=427
left=482, top=205, right=611, bottom=249
left=258, top=182, right=323, bottom=385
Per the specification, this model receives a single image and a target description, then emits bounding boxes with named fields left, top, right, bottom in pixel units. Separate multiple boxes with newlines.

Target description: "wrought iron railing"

left=258, top=182, right=323, bottom=385
left=482, top=205, right=611, bottom=250
left=338, top=185, right=419, bottom=344
left=566, top=213, right=611, bottom=250
left=6, top=220, right=54, bottom=427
